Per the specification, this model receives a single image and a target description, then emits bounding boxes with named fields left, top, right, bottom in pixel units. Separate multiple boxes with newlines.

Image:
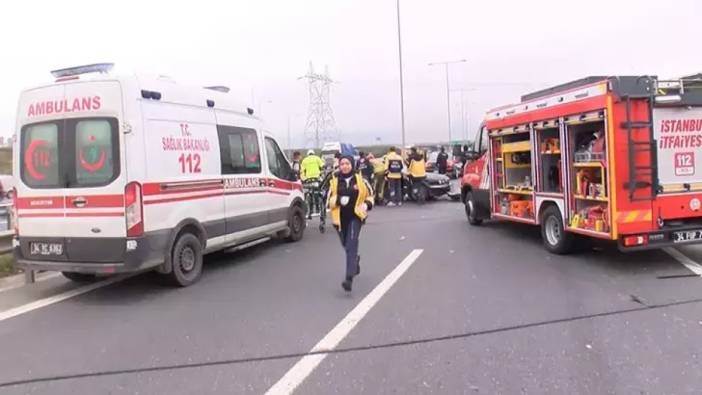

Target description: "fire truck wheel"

left=286, top=206, right=306, bottom=242
left=168, top=232, right=203, bottom=287
left=465, top=191, right=482, bottom=226
left=61, top=272, right=98, bottom=283
left=540, top=206, right=574, bottom=254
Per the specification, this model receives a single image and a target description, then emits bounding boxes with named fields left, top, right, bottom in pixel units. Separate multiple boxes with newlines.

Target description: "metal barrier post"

left=24, top=269, right=35, bottom=284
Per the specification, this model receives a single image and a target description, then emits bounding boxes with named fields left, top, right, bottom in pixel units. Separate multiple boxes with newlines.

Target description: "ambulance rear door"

left=16, top=81, right=127, bottom=262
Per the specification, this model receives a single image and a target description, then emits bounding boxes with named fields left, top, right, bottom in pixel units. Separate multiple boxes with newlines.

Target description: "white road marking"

left=0, top=274, right=132, bottom=322
left=265, top=249, right=424, bottom=395
left=0, top=272, right=61, bottom=293
left=663, top=247, right=702, bottom=276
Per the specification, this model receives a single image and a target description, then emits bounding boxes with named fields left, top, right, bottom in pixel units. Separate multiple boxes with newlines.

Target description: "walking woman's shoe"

left=355, top=256, right=361, bottom=276
left=342, top=276, right=353, bottom=292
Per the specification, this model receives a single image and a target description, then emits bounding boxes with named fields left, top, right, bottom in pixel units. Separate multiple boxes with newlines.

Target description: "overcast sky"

left=1, top=0, right=700, bottom=147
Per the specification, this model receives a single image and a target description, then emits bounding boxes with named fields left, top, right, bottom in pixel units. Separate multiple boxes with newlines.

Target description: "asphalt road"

left=2, top=201, right=702, bottom=394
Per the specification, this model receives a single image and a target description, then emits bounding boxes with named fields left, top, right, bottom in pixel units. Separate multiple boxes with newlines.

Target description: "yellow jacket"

left=408, top=154, right=426, bottom=178
left=371, top=158, right=385, bottom=175
left=300, top=155, right=325, bottom=180
left=328, top=172, right=374, bottom=227
left=383, top=152, right=404, bottom=180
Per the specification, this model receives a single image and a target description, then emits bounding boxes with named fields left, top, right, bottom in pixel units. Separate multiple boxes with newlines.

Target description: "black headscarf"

left=339, top=155, right=356, bottom=176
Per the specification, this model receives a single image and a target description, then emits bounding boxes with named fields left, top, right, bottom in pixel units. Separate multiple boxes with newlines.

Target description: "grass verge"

left=0, top=253, right=17, bottom=278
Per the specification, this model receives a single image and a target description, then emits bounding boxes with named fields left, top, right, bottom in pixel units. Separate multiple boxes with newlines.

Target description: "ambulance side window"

left=217, top=126, right=261, bottom=174
left=265, top=137, right=294, bottom=181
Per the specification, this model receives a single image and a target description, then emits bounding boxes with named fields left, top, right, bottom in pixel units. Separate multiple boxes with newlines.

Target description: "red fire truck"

left=461, top=75, right=702, bottom=253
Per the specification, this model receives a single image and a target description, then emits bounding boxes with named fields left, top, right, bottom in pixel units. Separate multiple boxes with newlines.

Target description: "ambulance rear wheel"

left=286, top=206, right=305, bottom=242
left=61, top=272, right=98, bottom=283
left=168, top=233, right=203, bottom=287
left=540, top=206, right=574, bottom=255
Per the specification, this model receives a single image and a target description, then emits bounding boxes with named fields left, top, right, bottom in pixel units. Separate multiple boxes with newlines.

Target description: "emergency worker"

left=383, top=147, right=404, bottom=206
left=300, top=149, right=324, bottom=181
left=328, top=155, right=374, bottom=292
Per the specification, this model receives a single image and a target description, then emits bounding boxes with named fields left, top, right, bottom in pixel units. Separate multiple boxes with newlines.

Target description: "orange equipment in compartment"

left=510, top=200, right=533, bottom=218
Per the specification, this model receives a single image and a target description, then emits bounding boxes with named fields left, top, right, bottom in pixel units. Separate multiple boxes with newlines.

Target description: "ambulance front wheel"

left=167, top=232, right=203, bottom=287
left=540, top=205, right=574, bottom=255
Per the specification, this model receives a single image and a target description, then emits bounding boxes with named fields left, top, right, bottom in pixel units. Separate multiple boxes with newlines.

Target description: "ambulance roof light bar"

left=50, top=63, right=114, bottom=78
left=204, top=86, right=231, bottom=93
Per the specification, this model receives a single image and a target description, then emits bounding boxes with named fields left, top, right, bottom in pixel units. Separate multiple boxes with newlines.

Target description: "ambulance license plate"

left=672, top=230, right=702, bottom=243
left=30, top=242, right=64, bottom=256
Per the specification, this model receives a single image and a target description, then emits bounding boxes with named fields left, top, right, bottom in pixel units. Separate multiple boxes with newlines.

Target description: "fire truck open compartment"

left=489, top=114, right=614, bottom=232
left=565, top=115, right=611, bottom=236
left=491, top=127, right=536, bottom=222
left=535, top=123, right=561, bottom=194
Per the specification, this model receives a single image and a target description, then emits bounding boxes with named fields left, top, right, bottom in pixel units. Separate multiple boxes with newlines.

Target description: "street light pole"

left=396, top=0, right=406, bottom=147
left=444, top=64, right=451, bottom=143
left=258, top=99, right=272, bottom=116
left=451, top=88, right=477, bottom=142
left=460, top=89, right=466, bottom=141
left=287, top=115, right=291, bottom=149
left=429, top=59, right=466, bottom=144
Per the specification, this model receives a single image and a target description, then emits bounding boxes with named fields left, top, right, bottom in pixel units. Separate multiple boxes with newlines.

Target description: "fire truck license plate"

left=673, top=230, right=702, bottom=243
left=30, top=242, right=64, bottom=256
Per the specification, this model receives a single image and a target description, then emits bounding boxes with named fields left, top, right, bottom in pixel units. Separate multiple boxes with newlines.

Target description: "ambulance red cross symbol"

left=24, top=139, right=50, bottom=180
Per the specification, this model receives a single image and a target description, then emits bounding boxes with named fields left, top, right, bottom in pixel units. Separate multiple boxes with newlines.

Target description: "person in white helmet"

left=300, top=149, right=324, bottom=181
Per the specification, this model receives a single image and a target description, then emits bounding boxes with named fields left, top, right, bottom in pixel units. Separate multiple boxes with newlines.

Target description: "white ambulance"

left=12, top=63, right=306, bottom=286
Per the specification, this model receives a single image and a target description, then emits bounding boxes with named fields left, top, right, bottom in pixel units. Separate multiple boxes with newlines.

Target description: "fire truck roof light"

left=50, top=63, right=114, bottom=78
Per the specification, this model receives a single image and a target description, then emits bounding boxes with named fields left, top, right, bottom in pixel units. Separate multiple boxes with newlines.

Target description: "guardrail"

left=0, top=202, right=12, bottom=254
left=0, top=202, right=26, bottom=282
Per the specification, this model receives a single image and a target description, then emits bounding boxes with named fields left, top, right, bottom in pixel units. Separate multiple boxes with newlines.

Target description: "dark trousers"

left=388, top=178, right=402, bottom=204
left=338, top=216, right=362, bottom=278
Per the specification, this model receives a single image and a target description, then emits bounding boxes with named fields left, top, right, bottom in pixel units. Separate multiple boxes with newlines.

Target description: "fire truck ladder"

left=621, top=94, right=658, bottom=201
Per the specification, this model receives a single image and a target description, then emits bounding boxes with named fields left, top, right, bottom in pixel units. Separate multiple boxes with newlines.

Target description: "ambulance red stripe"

left=18, top=213, right=64, bottom=218
left=16, top=197, right=65, bottom=210
left=143, top=191, right=225, bottom=205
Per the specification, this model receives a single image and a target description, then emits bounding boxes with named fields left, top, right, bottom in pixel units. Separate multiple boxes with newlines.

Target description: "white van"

left=12, top=64, right=306, bottom=286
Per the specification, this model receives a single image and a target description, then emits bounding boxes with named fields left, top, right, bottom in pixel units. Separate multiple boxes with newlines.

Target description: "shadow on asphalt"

left=482, top=220, right=685, bottom=277
left=68, top=239, right=283, bottom=306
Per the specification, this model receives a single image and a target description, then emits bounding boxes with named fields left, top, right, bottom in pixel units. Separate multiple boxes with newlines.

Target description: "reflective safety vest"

left=408, top=155, right=426, bottom=178
left=300, top=155, right=324, bottom=180
left=384, top=152, right=404, bottom=180
left=328, top=173, right=374, bottom=226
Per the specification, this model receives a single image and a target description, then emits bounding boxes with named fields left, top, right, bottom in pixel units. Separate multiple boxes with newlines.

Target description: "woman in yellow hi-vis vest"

left=328, top=155, right=374, bottom=291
